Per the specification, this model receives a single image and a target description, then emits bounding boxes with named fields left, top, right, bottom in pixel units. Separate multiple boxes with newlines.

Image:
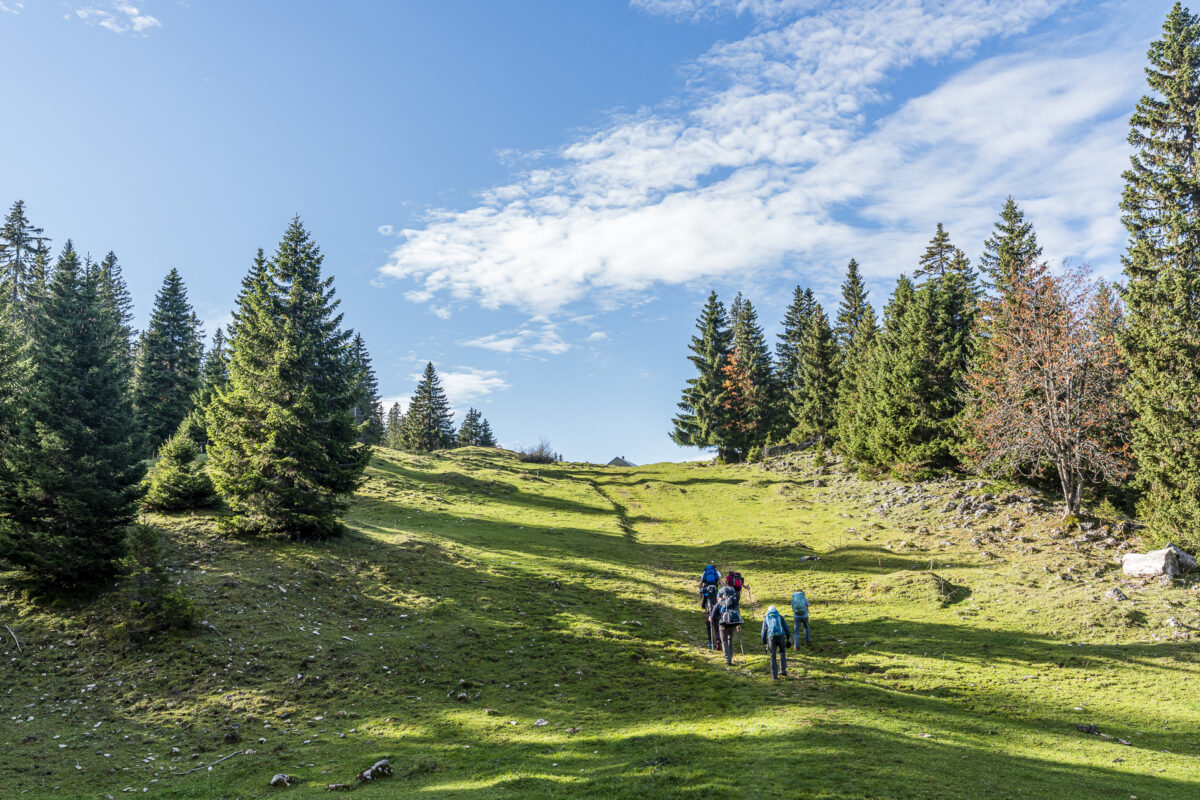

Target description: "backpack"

left=765, top=610, right=785, bottom=639
left=792, top=591, right=809, bottom=616
left=701, top=565, right=719, bottom=586
left=727, top=571, right=744, bottom=590
left=718, top=585, right=739, bottom=609
left=700, top=583, right=718, bottom=608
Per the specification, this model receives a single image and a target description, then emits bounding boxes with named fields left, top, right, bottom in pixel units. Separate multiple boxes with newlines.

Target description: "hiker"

left=699, top=563, right=722, bottom=598
left=714, top=583, right=744, bottom=665
left=761, top=604, right=792, bottom=679
left=791, top=588, right=811, bottom=648
left=700, top=581, right=720, bottom=649
left=725, top=569, right=748, bottom=602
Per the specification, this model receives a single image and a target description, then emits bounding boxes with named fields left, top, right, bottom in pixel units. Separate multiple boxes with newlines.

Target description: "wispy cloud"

left=461, top=321, right=571, bottom=357
left=379, top=0, right=1139, bottom=315
left=0, top=2, right=25, bottom=15
left=382, top=367, right=509, bottom=415
left=72, top=2, right=161, bottom=35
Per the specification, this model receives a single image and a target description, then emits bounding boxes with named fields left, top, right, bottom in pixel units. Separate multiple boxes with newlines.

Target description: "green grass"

left=2, top=446, right=1198, bottom=798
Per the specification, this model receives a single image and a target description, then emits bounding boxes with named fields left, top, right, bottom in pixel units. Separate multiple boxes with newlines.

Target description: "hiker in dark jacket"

left=761, top=604, right=792, bottom=679
left=714, top=586, right=743, bottom=665
left=700, top=582, right=720, bottom=649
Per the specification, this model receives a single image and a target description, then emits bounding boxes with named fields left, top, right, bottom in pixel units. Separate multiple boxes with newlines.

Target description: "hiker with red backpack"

left=725, top=569, right=749, bottom=603
left=761, top=604, right=792, bottom=680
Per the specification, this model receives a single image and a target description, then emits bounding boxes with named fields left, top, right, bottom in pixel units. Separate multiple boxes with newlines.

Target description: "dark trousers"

left=794, top=614, right=810, bottom=648
left=721, top=625, right=739, bottom=664
left=768, top=636, right=788, bottom=678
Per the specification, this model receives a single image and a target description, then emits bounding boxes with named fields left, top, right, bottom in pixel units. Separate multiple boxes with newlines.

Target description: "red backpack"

left=727, top=571, right=744, bottom=590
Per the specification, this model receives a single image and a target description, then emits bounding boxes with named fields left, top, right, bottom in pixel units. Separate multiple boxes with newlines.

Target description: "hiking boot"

left=781, top=672, right=788, bottom=677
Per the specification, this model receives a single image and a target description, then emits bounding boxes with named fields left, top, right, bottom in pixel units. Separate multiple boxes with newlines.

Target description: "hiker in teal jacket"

left=761, top=605, right=791, bottom=679
left=763, top=604, right=792, bottom=681
left=791, top=588, right=811, bottom=648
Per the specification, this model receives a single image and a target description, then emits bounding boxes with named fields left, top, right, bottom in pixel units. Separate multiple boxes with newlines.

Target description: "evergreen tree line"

left=0, top=210, right=385, bottom=583
left=380, top=361, right=497, bottom=451
left=674, top=1, right=1200, bottom=546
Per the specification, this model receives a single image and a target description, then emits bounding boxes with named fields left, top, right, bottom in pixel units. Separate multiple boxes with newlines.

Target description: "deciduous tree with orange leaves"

left=963, top=262, right=1130, bottom=518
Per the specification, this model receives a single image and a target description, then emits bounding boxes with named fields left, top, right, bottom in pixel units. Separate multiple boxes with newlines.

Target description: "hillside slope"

left=1, top=447, right=1198, bottom=798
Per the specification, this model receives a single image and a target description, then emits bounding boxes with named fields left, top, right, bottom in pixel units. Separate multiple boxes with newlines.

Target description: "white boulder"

left=1121, top=544, right=1196, bottom=578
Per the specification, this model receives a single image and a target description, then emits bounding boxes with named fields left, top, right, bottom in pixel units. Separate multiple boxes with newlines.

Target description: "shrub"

left=115, top=525, right=195, bottom=646
left=747, top=445, right=763, bottom=464
left=141, top=430, right=219, bottom=512
left=518, top=438, right=559, bottom=464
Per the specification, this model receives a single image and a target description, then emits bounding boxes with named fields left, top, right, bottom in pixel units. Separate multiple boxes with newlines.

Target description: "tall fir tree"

left=671, top=292, right=732, bottom=455
left=776, top=286, right=816, bottom=393
left=833, top=304, right=879, bottom=460
left=384, top=402, right=405, bottom=449
left=788, top=304, right=839, bottom=445
left=1119, top=2, right=1200, bottom=544
left=97, top=251, right=137, bottom=362
left=834, top=260, right=871, bottom=351
left=913, top=223, right=967, bottom=282
left=206, top=219, right=369, bottom=539
left=727, top=293, right=779, bottom=444
left=348, top=333, right=384, bottom=445
left=979, top=197, right=1042, bottom=296
left=0, top=291, right=30, bottom=540
left=0, top=243, right=142, bottom=583
left=0, top=200, right=48, bottom=318
left=402, top=362, right=456, bottom=451
left=132, top=269, right=205, bottom=456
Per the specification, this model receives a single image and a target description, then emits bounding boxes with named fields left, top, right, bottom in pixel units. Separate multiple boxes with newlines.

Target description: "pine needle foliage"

left=0, top=242, right=143, bottom=583
left=349, top=333, right=384, bottom=445
left=402, top=362, right=457, bottom=451
left=671, top=292, right=732, bottom=455
left=133, top=269, right=204, bottom=456
left=1119, top=2, right=1200, bottom=545
left=141, top=430, right=218, bottom=512
left=206, top=219, right=369, bottom=540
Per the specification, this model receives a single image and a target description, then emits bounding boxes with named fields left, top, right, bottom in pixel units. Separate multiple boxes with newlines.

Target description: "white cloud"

left=586, top=331, right=609, bottom=342
left=0, top=2, right=25, bottom=15
left=440, top=368, right=510, bottom=406
left=429, top=305, right=452, bottom=319
left=380, top=394, right=411, bottom=413
left=73, top=2, right=160, bottom=35
left=377, top=224, right=394, bottom=236
left=461, top=321, right=571, bottom=356
left=379, top=0, right=1143, bottom=313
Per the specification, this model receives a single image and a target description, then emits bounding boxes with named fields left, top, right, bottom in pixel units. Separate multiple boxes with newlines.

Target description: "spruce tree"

left=402, top=362, right=456, bottom=451
left=834, top=260, right=871, bottom=351
left=133, top=269, right=205, bottom=456
left=0, top=200, right=48, bottom=318
left=727, top=294, right=779, bottom=443
left=913, top=223, right=964, bottom=282
left=833, top=304, right=879, bottom=460
left=384, top=402, right=405, bottom=449
left=1119, top=2, right=1200, bottom=543
left=141, top=430, right=218, bottom=512
left=348, top=333, right=384, bottom=445
left=206, top=219, right=369, bottom=539
left=0, top=243, right=142, bottom=583
left=178, top=327, right=229, bottom=448
left=457, top=407, right=483, bottom=446
left=671, top=292, right=731, bottom=456
left=477, top=417, right=497, bottom=448
left=789, top=304, right=838, bottom=445
left=776, top=286, right=816, bottom=393
left=0, top=292, right=30, bottom=537
left=980, top=197, right=1042, bottom=296
left=98, top=251, right=136, bottom=360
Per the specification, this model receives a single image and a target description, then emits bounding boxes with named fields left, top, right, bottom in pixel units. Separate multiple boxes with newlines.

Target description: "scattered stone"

left=534, top=718, right=549, bottom=727
left=356, top=759, right=392, bottom=783
left=269, top=774, right=298, bottom=788
left=1122, top=545, right=1196, bottom=578
left=326, top=783, right=353, bottom=791
left=483, top=708, right=499, bottom=716
left=1105, top=587, right=1128, bottom=602
left=565, top=726, right=582, bottom=734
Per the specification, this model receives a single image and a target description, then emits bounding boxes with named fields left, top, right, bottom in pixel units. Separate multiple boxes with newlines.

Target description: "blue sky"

left=0, top=0, right=1176, bottom=463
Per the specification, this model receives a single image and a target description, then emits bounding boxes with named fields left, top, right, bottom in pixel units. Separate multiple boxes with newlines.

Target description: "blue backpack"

left=701, top=565, right=719, bottom=586
left=765, top=610, right=785, bottom=639
left=791, top=591, right=809, bottom=616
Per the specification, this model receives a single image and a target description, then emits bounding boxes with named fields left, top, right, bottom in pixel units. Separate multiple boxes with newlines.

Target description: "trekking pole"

left=738, top=628, right=745, bottom=661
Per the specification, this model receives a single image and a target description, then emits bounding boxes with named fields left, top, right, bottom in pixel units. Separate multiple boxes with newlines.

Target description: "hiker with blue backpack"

left=791, top=587, right=811, bottom=648
left=761, top=605, right=792, bottom=679
left=699, top=564, right=721, bottom=649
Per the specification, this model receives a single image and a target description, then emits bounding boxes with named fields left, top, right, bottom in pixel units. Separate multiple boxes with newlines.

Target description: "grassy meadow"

left=1, top=446, right=1198, bottom=798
